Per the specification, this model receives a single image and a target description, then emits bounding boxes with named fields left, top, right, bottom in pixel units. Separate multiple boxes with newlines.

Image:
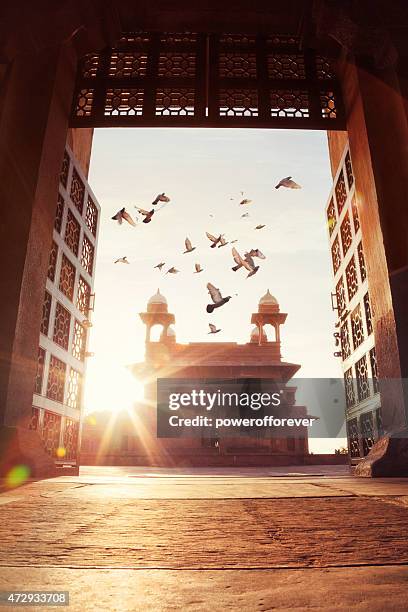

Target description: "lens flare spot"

left=86, top=415, right=97, bottom=426
left=56, top=447, right=66, bottom=459
left=6, top=464, right=30, bottom=488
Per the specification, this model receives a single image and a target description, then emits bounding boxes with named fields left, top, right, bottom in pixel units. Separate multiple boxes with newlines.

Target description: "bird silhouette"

left=275, top=176, right=302, bottom=189
left=135, top=207, right=155, bottom=224
left=194, top=263, right=203, bottom=273
left=206, top=232, right=222, bottom=248
left=111, top=207, right=137, bottom=226
left=206, top=283, right=232, bottom=313
left=239, top=198, right=252, bottom=206
left=247, top=248, right=266, bottom=259
left=244, top=253, right=259, bottom=277
left=152, top=193, right=170, bottom=205
left=231, top=248, right=259, bottom=277
left=166, top=267, right=179, bottom=274
left=114, top=256, right=130, bottom=264
left=154, top=262, right=165, bottom=271
left=208, top=323, right=221, bottom=334
left=241, top=212, right=249, bottom=218
left=183, top=238, right=196, bottom=254
left=217, top=236, right=229, bottom=248
left=255, top=224, right=266, bottom=230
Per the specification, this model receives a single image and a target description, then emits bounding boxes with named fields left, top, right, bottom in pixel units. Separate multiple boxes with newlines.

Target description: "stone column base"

left=0, top=425, right=59, bottom=480
left=355, top=430, right=408, bottom=477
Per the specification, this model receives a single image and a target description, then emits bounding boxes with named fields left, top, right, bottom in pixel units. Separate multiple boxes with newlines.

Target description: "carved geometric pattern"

left=346, top=255, right=358, bottom=301
left=77, top=276, right=91, bottom=314
left=46, top=355, right=66, bottom=403
left=42, top=410, right=62, bottom=456
left=267, top=54, right=305, bottom=79
left=156, top=89, right=195, bottom=116
left=345, top=150, right=354, bottom=189
left=370, top=347, right=379, bottom=394
left=316, top=56, right=335, bottom=79
left=331, top=236, right=342, bottom=275
left=29, top=406, right=40, bottom=431
left=74, top=89, right=94, bottom=117
left=72, top=319, right=87, bottom=361
left=219, top=53, right=256, bottom=78
left=327, top=197, right=337, bottom=235
left=356, top=355, right=370, bottom=402
left=351, top=304, right=365, bottom=350
left=161, top=32, right=198, bottom=44
left=55, top=194, right=64, bottom=234
left=220, top=89, right=258, bottom=117
left=81, top=53, right=99, bottom=78
left=34, top=347, right=46, bottom=395
left=59, top=254, right=76, bottom=302
left=66, top=368, right=82, bottom=410
left=60, top=150, right=70, bottom=188
left=40, top=291, right=52, bottom=336
left=270, top=90, right=309, bottom=118
left=364, top=292, right=373, bottom=336
left=340, top=212, right=353, bottom=256
left=335, top=169, right=347, bottom=215
left=70, top=168, right=85, bottom=214
left=63, top=418, right=80, bottom=461
left=336, top=276, right=346, bottom=316
left=347, top=417, right=360, bottom=458
left=86, top=196, right=99, bottom=236
left=65, top=209, right=81, bottom=256
left=109, top=52, right=148, bottom=78
left=221, top=34, right=256, bottom=45
left=340, top=321, right=351, bottom=360
left=81, top=234, right=95, bottom=275
left=105, top=88, right=144, bottom=116
left=358, top=241, right=367, bottom=282
left=52, top=302, right=71, bottom=350
left=320, top=90, right=338, bottom=119
left=118, top=32, right=150, bottom=45
left=360, top=411, right=375, bottom=456
left=159, top=53, right=196, bottom=78
left=47, top=240, right=58, bottom=282
left=344, top=369, right=355, bottom=410
left=352, top=196, right=360, bottom=233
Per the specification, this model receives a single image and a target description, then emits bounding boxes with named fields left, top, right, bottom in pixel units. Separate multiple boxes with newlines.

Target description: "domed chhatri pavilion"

left=125, top=289, right=311, bottom=466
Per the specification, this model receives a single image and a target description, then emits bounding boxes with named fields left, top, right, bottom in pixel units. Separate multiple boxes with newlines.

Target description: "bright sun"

left=84, top=358, right=145, bottom=414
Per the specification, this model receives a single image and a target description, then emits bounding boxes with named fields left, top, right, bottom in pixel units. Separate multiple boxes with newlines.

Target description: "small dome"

left=166, top=326, right=176, bottom=337
left=259, top=289, right=278, bottom=306
left=147, top=289, right=168, bottom=313
left=250, top=326, right=268, bottom=343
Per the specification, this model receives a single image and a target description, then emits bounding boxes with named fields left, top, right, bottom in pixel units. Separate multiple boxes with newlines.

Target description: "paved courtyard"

left=1, top=465, right=408, bottom=611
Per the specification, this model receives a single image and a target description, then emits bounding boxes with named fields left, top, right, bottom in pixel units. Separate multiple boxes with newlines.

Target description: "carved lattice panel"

left=344, top=368, right=355, bottom=410
left=46, top=355, right=66, bottom=403
left=81, top=234, right=94, bottom=275
left=340, top=321, right=351, bottom=360
left=340, top=212, right=352, bottom=256
left=358, top=241, right=367, bottom=282
left=336, top=277, right=346, bottom=316
left=347, top=417, right=360, bottom=458
left=42, top=410, right=62, bottom=456
left=60, top=150, right=70, bottom=188
left=335, top=170, right=347, bottom=215
left=72, top=319, right=87, bottom=361
left=66, top=368, right=82, bottom=410
left=360, top=411, right=375, bottom=456
left=351, top=304, right=365, bottom=350
left=34, top=347, right=46, bottom=395
left=70, top=168, right=85, bottom=214
left=86, top=196, right=98, bottom=236
left=63, top=418, right=79, bottom=461
left=29, top=406, right=40, bottom=431
left=55, top=194, right=64, bottom=234
left=364, top=292, right=373, bottom=336
left=40, top=291, right=52, bottom=336
left=59, top=254, right=76, bottom=301
left=71, top=31, right=345, bottom=129
left=53, top=302, right=71, bottom=350
left=47, top=240, right=58, bottom=282
left=352, top=196, right=360, bottom=233
left=346, top=255, right=358, bottom=301
left=327, top=197, right=337, bottom=236
left=356, top=355, right=370, bottom=402
left=331, top=236, right=342, bottom=275
left=370, top=347, right=379, bottom=394
left=65, top=209, right=81, bottom=256
left=77, top=276, right=91, bottom=314
left=345, top=150, right=354, bottom=189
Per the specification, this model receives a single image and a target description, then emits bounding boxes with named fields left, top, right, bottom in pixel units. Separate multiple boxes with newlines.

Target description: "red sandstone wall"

left=327, top=131, right=348, bottom=178
left=67, top=128, right=94, bottom=178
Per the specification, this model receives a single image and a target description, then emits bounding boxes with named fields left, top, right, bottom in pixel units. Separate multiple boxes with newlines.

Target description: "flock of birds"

left=111, top=176, right=302, bottom=334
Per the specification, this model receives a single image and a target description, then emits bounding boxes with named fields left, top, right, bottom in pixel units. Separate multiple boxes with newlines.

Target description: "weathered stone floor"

left=1, top=466, right=408, bottom=611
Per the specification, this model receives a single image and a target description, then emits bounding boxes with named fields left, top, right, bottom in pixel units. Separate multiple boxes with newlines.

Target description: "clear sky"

left=85, top=127, right=346, bottom=453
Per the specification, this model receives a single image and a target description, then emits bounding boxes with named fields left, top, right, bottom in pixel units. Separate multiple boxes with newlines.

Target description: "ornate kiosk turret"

left=139, top=289, right=175, bottom=344
left=251, top=290, right=288, bottom=352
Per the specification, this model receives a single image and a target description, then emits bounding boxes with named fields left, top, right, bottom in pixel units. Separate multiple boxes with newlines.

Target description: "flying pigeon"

left=152, top=193, right=170, bottom=205
left=183, top=238, right=196, bottom=254
left=114, top=256, right=130, bottom=264
left=135, top=207, right=155, bottom=224
left=255, top=224, right=266, bottom=230
left=241, top=212, right=249, bottom=218
left=154, top=262, right=165, bottom=271
left=239, top=198, right=252, bottom=206
left=230, top=239, right=238, bottom=244
left=231, top=247, right=259, bottom=278
left=244, top=253, right=260, bottom=277
left=206, top=283, right=232, bottom=313
left=217, top=235, right=229, bottom=248
left=166, top=267, right=179, bottom=274
left=208, top=323, right=221, bottom=334
left=275, top=176, right=302, bottom=189
left=111, top=207, right=137, bottom=226
left=206, top=232, right=222, bottom=248
left=247, top=248, right=266, bottom=260
left=194, top=263, right=203, bottom=273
